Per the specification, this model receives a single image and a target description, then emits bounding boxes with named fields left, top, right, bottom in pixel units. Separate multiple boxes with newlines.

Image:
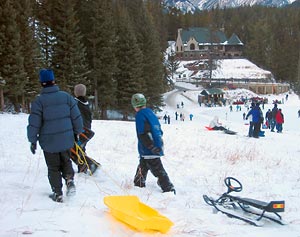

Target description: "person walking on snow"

left=131, top=93, right=175, bottom=194
left=270, top=104, right=278, bottom=132
left=27, top=69, right=83, bottom=203
left=73, top=84, right=98, bottom=174
left=275, top=108, right=284, bottom=133
left=246, top=103, right=262, bottom=138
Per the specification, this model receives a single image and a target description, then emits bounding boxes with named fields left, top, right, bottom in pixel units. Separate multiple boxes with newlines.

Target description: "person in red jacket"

left=275, top=108, right=284, bottom=133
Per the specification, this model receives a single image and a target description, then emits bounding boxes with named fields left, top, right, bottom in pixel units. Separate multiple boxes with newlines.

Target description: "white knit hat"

left=74, top=84, right=86, bottom=97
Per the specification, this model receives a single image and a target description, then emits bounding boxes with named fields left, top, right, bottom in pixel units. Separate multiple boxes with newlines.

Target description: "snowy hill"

left=1, top=86, right=300, bottom=236
left=164, top=0, right=297, bottom=12
left=175, top=58, right=274, bottom=82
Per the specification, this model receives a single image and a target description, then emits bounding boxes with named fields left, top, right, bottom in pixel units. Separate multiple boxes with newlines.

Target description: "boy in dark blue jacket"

left=27, top=69, right=83, bottom=202
left=131, top=93, right=175, bottom=194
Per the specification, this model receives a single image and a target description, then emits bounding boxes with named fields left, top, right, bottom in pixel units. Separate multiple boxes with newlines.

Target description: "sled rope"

left=74, top=143, right=92, bottom=176
left=73, top=144, right=128, bottom=194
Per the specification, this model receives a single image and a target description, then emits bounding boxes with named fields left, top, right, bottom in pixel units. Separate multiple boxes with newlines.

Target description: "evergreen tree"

left=35, top=0, right=57, bottom=68
left=0, top=0, right=26, bottom=112
left=126, top=0, right=165, bottom=110
left=15, top=0, right=41, bottom=111
left=51, top=0, right=89, bottom=92
left=85, top=0, right=117, bottom=119
left=166, top=49, right=180, bottom=83
left=114, top=4, right=143, bottom=120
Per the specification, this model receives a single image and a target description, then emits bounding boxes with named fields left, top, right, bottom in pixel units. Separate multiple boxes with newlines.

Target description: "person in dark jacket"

left=27, top=69, right=83, bottom=203
left=131, top=93, right=175, bottom=194
left=73, top=84, right=98, bottom=174
left=270, top=104, right=278, bottom=132
left=74, top=84, right=92, bottom=129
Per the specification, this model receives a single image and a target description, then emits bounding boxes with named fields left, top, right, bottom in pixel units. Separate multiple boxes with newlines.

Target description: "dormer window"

left=190, top=43, right=195, bottom=50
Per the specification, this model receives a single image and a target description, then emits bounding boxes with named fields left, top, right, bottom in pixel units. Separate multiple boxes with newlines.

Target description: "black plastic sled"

left=203, top=177, right=286, bottom=226
left=224, top=129, right=237, bottom=135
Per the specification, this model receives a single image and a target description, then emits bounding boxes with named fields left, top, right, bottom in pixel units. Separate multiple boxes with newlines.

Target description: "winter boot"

left=49, top=193, right=63, bottom=203
left=157, top=180, right=176, bottom=195
left=77, top=163, right=88, bottom=173
left=66, top=180, right=76, bottom=196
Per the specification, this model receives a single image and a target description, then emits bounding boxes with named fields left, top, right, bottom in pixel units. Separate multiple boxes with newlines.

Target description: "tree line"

left=1, top=0, right=299, bottom=117
left=0, top=0, right=167, bottom=119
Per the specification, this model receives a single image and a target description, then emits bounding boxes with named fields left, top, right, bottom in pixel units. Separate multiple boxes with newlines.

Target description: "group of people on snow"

left=27, top=69, right=175, bottom=203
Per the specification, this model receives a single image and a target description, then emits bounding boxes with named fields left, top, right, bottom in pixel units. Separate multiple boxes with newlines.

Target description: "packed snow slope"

left=0, top=84, right=300, bottom=237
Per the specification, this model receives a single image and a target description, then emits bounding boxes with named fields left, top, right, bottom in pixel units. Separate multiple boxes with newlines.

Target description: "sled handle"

left=224, top=177, right=243, bottom=193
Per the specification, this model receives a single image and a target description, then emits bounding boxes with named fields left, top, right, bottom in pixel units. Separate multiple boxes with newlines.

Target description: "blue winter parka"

left=27, top=85, right=83, bottom=153
left=135, top=107, right=164, bottom=157
left=246, top=106, right=261, bottom=123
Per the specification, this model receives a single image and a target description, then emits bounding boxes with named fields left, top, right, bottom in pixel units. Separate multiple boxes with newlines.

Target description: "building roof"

left=180, top=27, right=227, bottom=44
left=200, top=88, right=224, bottom=96
left=227, top=33, right=244, bottom=45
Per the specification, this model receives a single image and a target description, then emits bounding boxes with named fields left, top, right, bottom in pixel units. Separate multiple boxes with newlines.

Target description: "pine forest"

left=0, top=0, right=299, bottom=118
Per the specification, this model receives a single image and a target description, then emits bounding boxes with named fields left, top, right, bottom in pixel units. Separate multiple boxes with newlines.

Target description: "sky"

left=0, top=84, right=300, bottom=237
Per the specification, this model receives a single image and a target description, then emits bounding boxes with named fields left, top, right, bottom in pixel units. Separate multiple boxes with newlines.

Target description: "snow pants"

left=134, top=157, right=174, bottom=192
left=44, top=150, right=74, bottom=196
left=270, top=119, right=276, bottom=131
left=248, top=121, right=254, bottom=137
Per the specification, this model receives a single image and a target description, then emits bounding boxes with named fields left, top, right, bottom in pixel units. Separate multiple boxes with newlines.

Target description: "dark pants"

left=253, top=122, right=261, bottom=138
left=248, top=121, right=254, bottom=137
left=44, top=150, right=74, bottom=195
left=134, top=157, right=173, bottom=192
left=213, top=126, right=226, bottom=131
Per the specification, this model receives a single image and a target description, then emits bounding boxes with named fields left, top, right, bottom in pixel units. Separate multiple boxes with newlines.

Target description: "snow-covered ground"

left=1, top=85, right=300, bottom=237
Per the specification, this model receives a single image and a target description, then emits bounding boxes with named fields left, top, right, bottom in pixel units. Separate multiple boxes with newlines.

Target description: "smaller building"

left=199, top=88, right=225, bottom=106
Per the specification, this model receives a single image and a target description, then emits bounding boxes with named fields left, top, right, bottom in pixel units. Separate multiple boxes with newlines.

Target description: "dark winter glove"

left=30, top=143, right=36, bottom=155
left=74, top=134, right=79, bottom=142
left=150, top=146, right=161, bottom=155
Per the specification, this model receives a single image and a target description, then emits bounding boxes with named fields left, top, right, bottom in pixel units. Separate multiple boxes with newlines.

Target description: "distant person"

left=270, top=104, right=278, bottom=132
left=209, top=116, right=226, bottom=130
left=246, top=103, right=262, bottom=138
left=175, top=111, right=178, bottom=120
left=275, top=108, right=284, bottom=133
left=131, top=93, right=175, bottom=194
left=163, top=114, right=168, bottom=124
left=298, top=109, right=300, bottom=118
left=167, top=115, right=171, bottom=124
left=189, top=113, right=194, bottom=121
left=265, top=109, right=272, bottom=129
left=27, top=69, right=83, bottom=203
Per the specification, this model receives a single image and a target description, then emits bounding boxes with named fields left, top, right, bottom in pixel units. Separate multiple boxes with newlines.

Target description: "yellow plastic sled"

left=103, top=195, right=173, bottom=233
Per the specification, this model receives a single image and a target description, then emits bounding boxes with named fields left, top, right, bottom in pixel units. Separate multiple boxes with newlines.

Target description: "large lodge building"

left=175, top=27, right=244, bottom=60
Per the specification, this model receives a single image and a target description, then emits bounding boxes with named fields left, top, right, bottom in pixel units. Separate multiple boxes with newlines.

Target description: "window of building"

left=190, top=43, right=195, bottom=50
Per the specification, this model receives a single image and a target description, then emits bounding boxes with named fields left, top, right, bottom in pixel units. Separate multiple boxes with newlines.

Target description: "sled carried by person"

left=70, top=127, right=100, bottom=175
left=203, top=177, right=286, bottom=226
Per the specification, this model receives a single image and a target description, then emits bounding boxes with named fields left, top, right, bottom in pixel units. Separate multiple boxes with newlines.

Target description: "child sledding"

left=206, top=116, right=237, bottom=135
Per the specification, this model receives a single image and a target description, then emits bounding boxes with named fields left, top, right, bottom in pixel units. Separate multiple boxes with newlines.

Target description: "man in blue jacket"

left=27, top=69, right=83, bottom=202
left=131, top=93, right=175, bottom=194
left=246, top=103, right=263, bottom=138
